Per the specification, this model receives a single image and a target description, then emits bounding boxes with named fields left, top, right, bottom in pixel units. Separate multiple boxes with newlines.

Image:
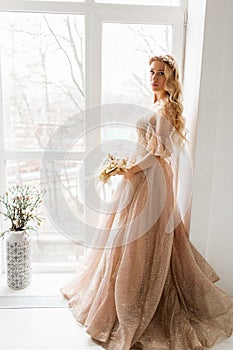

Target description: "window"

left=0, top=12, right=85, bottom=271
left=0, top=0, right=187, bottom=272
left=97, top=0, right=180, bottom=5
left=102, top=23, right=173, bottom=105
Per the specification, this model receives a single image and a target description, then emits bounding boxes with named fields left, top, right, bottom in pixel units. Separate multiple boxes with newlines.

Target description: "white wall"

left=182, top=0, right=206, bottom=232
left=187, top=0, right=233, bottom=295
left=183, top=0, right=206, bottom=151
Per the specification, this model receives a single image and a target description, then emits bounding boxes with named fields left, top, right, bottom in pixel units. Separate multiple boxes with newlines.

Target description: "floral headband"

left=153, top=55, right=175, bottom=69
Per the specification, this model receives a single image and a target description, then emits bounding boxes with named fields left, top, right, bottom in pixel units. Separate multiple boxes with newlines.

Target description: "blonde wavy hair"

left=149, top=54, right=188, bottom=146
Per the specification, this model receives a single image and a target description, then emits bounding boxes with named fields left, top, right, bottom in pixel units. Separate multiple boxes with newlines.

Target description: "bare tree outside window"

left=0, top=13, right=85, bottom=150
left=101, top=22, right=172, bottom=143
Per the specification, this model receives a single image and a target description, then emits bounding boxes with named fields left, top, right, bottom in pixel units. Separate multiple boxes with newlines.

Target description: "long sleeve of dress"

left=135, top=114, right=174, bottom=172
left=146, top=114, right=173, bottom=158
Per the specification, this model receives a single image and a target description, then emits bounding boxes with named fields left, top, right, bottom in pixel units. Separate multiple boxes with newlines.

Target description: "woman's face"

left=150, top=60, right=166, bottom=93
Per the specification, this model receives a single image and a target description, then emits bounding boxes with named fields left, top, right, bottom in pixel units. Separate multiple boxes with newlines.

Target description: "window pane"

left=6, top=160, right=84, bottom=264
left=102, top=23, right=172, bottom=106
left=96, top=0, right=180, bottom=5
left=0, top=12, right=85, bottom=150
left=101, top=125, right=137, bottom=142
left=34, top=0, right=84, bottom=1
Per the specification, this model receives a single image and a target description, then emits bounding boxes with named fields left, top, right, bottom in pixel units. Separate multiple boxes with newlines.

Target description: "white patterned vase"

left=6, top=230, right=32, bottom=290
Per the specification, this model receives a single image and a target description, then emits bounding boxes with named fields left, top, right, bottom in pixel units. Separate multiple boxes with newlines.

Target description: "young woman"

left=61, top=55, right=233, bottom=349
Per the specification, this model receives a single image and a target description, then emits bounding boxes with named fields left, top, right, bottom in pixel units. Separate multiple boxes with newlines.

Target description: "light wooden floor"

left=0, top=274, right=232, bottom=350
left=0, top=308, right=102, bottom=350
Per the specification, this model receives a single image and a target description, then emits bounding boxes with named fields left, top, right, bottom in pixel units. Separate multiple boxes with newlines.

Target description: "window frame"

left=0, top=0, right=187, bottom=273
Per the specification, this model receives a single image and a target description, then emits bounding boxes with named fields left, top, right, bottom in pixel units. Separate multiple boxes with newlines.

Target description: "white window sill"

left=0, top=272, right=73, bottom=297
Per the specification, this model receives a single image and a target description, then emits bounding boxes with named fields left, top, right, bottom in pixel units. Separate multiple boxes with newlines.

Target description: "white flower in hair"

left=156, top=55, right=175, bottom=68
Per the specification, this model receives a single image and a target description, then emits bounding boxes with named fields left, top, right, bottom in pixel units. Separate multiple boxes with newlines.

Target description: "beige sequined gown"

left=61, top=101, right=233, bottom=349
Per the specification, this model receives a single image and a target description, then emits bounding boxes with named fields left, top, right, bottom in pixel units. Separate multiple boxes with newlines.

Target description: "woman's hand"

left=118, top=164, right=141, bottom=180
left=117, top=169, right=127, bottom=176
left=118, top=168, right=134, bottom=180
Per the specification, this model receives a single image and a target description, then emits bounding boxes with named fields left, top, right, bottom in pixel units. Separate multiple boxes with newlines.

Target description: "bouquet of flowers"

left=0, top=184, right=46, bottom=237
left=97, top=154, right=132, bottom=183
